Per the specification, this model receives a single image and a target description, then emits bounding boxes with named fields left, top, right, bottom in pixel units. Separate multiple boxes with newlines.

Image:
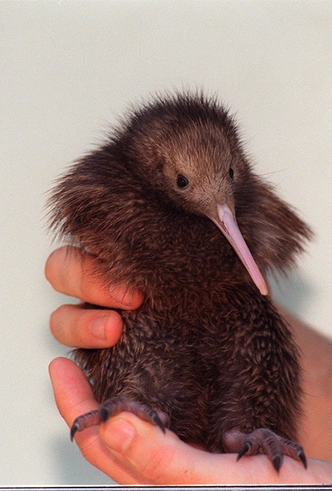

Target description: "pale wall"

left=1, top=1, right=331, bottom=484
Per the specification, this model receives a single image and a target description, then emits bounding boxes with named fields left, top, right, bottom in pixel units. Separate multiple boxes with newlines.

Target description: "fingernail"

left=109, top=284, right=133, bottom=306
left=89, top=315, right=108, bottom=340
left=105, top=418, right=136, bottom=454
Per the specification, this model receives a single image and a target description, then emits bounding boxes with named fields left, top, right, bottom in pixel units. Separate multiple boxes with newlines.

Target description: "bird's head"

left=124, top=93, right=268, bottom=295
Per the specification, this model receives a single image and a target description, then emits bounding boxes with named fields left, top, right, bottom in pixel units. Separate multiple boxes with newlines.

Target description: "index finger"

left=49, top=357, right=148, bottom=484
left=45, top=246, right=143, bottom=309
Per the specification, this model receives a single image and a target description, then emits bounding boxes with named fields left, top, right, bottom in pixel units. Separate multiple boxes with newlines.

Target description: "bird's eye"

left=177, top=174, right=189, bottom=189
left=229, top=168, right=234, bottom=179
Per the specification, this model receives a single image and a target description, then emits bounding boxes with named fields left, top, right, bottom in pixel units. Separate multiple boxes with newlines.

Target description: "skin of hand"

left=46, top=246, right=332, bottom=484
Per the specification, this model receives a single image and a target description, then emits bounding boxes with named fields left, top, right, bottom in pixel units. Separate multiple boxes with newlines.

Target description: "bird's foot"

left=70, top=396, right=167, bottom=441
left=223, top=427, right=307, bottom=472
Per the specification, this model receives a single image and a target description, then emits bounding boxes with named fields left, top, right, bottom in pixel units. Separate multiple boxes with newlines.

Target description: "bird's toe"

left=70, top=396, right=166, bottom=440
left=224, top=427, right=306, bottom=472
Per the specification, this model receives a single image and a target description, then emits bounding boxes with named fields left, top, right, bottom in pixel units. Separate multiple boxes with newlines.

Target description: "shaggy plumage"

left=49, top=92, right=312, bottom=471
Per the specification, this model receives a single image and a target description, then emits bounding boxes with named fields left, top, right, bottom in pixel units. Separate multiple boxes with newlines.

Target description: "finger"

left=100, top=413, right=228, bottom=484
left=45, top=246, right=143, bottom=309
left=50, top=304, right=123, bottom=348
left=49, top=357, right=99, bottom=429
left=49, top=358, right=207, bottom=484
left=49, top=358, right=147, bottom=483
left=49, top=359, right=326, bottom=484
left=99, top=413, right=319, bottom=485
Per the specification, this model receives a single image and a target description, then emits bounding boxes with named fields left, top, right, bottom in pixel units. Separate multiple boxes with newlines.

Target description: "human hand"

left=49, top=356, right=332, bottom=485
left=45, top=246, right=144, bottom=349
left=46, top=246, right=332, bottom=484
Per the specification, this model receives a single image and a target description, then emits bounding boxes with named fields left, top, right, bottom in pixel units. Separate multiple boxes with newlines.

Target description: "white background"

left=1, top=0, right=331, bottom=485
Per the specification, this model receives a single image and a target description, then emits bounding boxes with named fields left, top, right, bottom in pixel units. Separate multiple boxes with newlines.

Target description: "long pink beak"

left=210, top=204, right=268, bottom=295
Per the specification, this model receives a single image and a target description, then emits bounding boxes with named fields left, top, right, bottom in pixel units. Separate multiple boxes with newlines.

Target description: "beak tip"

left=259, top=283, right=269, bottom=296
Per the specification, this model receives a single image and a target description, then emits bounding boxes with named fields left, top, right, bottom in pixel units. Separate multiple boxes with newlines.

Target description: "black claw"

left=237, top=442, right=250, bottom=461
left=272, top=454, right=282, bottom=473
left=70, top=421, right=79, bottom=441
left=299, top=450, right=308, bottom=469
left=99, top=405, right=110, bottom=422
left=151, top=412, right=166, bottom=433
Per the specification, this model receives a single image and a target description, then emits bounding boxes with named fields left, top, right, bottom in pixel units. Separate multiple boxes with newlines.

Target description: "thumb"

left=98, top=414, right=318, bottom=485
left=99, top=412, right=228, bottom=484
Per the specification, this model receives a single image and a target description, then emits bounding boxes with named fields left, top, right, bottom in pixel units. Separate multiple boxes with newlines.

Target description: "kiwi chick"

left=49, top=92, right=311, bottom=471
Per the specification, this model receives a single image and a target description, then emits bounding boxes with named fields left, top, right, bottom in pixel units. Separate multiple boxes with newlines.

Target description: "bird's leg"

left=223, top=428, right=307, bottom=472
left=70, top=396, right=168, bottom=440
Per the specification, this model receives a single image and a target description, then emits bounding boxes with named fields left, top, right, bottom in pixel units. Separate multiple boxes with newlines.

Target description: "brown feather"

left=48, top=92, right=312, bottom=455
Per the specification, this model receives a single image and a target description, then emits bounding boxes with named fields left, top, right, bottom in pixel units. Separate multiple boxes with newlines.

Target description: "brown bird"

left=49, top=92, right=312, bottom=472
